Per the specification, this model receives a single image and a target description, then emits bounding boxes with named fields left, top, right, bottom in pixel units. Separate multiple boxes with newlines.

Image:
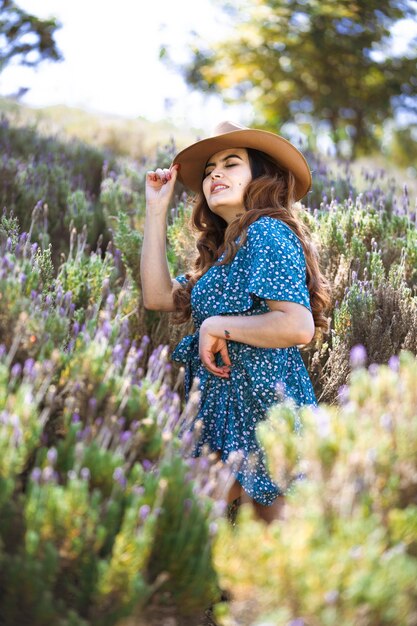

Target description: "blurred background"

left=1, top=0, right=417, bottom=165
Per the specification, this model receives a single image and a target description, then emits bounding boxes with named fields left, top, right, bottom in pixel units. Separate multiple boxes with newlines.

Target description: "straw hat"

left=171, top=121, right=312, bottom=201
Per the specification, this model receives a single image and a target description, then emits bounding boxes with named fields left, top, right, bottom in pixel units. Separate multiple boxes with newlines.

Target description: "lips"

left=211, top=183, right=229, bottom=194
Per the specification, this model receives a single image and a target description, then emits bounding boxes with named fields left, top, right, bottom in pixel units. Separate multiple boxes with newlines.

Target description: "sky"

left=0, top=0, right=251, bottom=132
left=0, top=0, right=416, bottom=137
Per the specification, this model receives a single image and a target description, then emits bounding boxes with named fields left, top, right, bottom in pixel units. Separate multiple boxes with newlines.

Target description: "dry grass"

left=0, top=97, right=205, bottom=162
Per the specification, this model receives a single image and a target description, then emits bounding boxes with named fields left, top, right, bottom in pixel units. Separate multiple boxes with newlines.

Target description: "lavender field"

left=0, top=108, right=416, bottom=626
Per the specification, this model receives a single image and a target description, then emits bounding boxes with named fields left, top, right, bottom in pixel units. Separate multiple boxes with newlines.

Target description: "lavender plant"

left=0, top=114, right=115, bottom=267
left=0, top=207, right=236, bottom=623
left=212, top=349, right=417, bottom=626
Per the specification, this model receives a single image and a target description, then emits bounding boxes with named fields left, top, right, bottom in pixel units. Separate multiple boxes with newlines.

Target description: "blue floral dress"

left=171, top=216, right=318, bottom=505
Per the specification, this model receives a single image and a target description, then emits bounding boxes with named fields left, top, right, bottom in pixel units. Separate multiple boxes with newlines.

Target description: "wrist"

left=202, top=315, right=224, bottom=337
left=145, top=207, right=167, bottom=219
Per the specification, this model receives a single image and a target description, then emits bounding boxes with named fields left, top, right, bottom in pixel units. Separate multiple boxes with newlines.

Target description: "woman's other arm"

left=201, top=300, right=315, bottom=350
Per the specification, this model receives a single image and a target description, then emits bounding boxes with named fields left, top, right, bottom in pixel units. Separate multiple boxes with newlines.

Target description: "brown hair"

left=172, top=148, right=331, bottom=345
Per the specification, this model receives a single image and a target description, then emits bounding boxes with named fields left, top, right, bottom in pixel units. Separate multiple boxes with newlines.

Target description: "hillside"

left=0, top=96, right=205, bottom=162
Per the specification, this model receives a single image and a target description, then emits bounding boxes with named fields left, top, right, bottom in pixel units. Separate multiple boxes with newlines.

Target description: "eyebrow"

left=204, top=153, right=244, bottom=170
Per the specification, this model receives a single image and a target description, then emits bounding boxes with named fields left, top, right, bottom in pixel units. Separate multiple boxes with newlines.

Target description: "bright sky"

left=0, top=1, right=416, bottom=136
left=0, top=0, right=252, bottom=132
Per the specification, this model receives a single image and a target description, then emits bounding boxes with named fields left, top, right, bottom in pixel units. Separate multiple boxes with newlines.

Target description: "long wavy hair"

left=172, top=148, right=332, bottom=345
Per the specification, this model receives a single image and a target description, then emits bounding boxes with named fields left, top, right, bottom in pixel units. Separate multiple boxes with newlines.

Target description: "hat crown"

left=213, top=120, right=248, bottom=135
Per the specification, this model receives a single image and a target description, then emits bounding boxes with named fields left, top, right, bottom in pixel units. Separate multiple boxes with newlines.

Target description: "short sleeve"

left=173, top=273, right=189, bottom=286
left=246, top=217, right=312, bottom=312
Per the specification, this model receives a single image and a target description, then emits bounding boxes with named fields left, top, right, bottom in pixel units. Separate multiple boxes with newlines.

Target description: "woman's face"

left=202, top=147, right=252, bottom=224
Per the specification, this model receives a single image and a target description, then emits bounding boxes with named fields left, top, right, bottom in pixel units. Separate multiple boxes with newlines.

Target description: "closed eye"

left=203, top=163, right=238, bottom=178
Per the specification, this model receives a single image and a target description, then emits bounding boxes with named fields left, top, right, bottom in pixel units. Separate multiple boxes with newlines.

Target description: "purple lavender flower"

left=23, top=357, right=35, bottom=376
left=80, top=467, right=91, bottom=481
left=30, top=467, right=42, bottom=483
left=47, top=447, right=58, bottom=465
left=368, top=363, right=379, bottom=376
left=349, top=344, right=367, bottom=368
left=380, top=413, right=393, bottom=431
left=113, top=466, right=126, bottom=488
left=100, top=320, right=113, bottom=339
left=139, top=504, right=151, bottom=520
left=388, top=355, right=400, bottom=372
left=11, top=363, right=22, bottom=378
left=63, top=291, right=73, bottom=307
left=311, top=406, right=332, bottom=438
left=106, top=293, right=116, bottom=309
left=337, top=384, right=349, bottom=404
left=323, top=590, right=339, bottom=605
left=142, top=459, right=153, bottom=471
left=72, top=412, right=81, bottom=423
left=120, top=430, right=132, bottom=444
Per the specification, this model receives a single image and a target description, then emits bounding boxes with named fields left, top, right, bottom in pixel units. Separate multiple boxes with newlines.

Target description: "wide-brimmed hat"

left=171, top=121, right=312, bottom=201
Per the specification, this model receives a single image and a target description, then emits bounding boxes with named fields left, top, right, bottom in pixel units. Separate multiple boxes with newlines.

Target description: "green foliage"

left=0, top=115, right=114, bottom=266
left=0, top=0, right=62, bottom=73
left=213, top=351, right=417, bottom=625
left=148, top=453, right=220, bottom=615
left=178, top=0, right=417, bottom=158
left=387, top=125, right=417, bottom=169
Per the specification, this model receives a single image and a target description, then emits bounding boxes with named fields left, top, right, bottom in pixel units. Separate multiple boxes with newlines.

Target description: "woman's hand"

left=145, top=163, right=180, bottom=215
left=199, top=319, right=232, bottom=378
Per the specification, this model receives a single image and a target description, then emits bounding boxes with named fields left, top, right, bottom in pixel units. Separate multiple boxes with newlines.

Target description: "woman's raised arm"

left=140, top=164, right=181, bottom=311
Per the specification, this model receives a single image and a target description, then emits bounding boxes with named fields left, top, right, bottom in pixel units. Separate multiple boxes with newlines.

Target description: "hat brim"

left=172, top=128, right=312, bottom=201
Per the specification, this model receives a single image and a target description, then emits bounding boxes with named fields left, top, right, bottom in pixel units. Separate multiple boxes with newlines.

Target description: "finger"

left=167, top=164, right=179, bottom=181
left=146, top=171, right=158, bottom=182
left=203, top=353, right=230, bottom=377
left=220, top=346, right=232, bottom=367
left=154, top=168, right=168, bottom=183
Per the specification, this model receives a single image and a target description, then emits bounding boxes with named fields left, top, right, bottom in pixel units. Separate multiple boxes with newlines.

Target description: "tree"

left=0, top=0, right=62, bottom=75
left=177, top=0, right=417, bottom=159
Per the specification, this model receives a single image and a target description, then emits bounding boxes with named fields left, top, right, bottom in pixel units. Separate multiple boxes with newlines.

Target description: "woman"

left=141, top=121, right=331, bottom=524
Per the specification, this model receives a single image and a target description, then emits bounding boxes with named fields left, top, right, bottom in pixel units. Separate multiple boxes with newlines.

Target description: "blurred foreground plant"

left=212, top=349, right=417, bottom=626
left=0, top=209, right=237, bottom=624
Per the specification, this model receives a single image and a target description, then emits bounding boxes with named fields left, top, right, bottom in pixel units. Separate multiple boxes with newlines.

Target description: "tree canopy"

left=178, top=0, right=417, bottom=158
left=0, top=0, right=62, bottom=75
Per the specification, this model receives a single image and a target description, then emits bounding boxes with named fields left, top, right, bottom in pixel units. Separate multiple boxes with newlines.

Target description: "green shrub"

left=213, top=350, right=417, bottom=626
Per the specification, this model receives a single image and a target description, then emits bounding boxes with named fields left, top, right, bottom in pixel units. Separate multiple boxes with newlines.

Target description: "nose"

left=211, top=169, right=223, bottom=178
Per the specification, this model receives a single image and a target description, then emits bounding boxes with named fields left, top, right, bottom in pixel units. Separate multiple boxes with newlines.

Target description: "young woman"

left=141, top=121, right=331, bottom=524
